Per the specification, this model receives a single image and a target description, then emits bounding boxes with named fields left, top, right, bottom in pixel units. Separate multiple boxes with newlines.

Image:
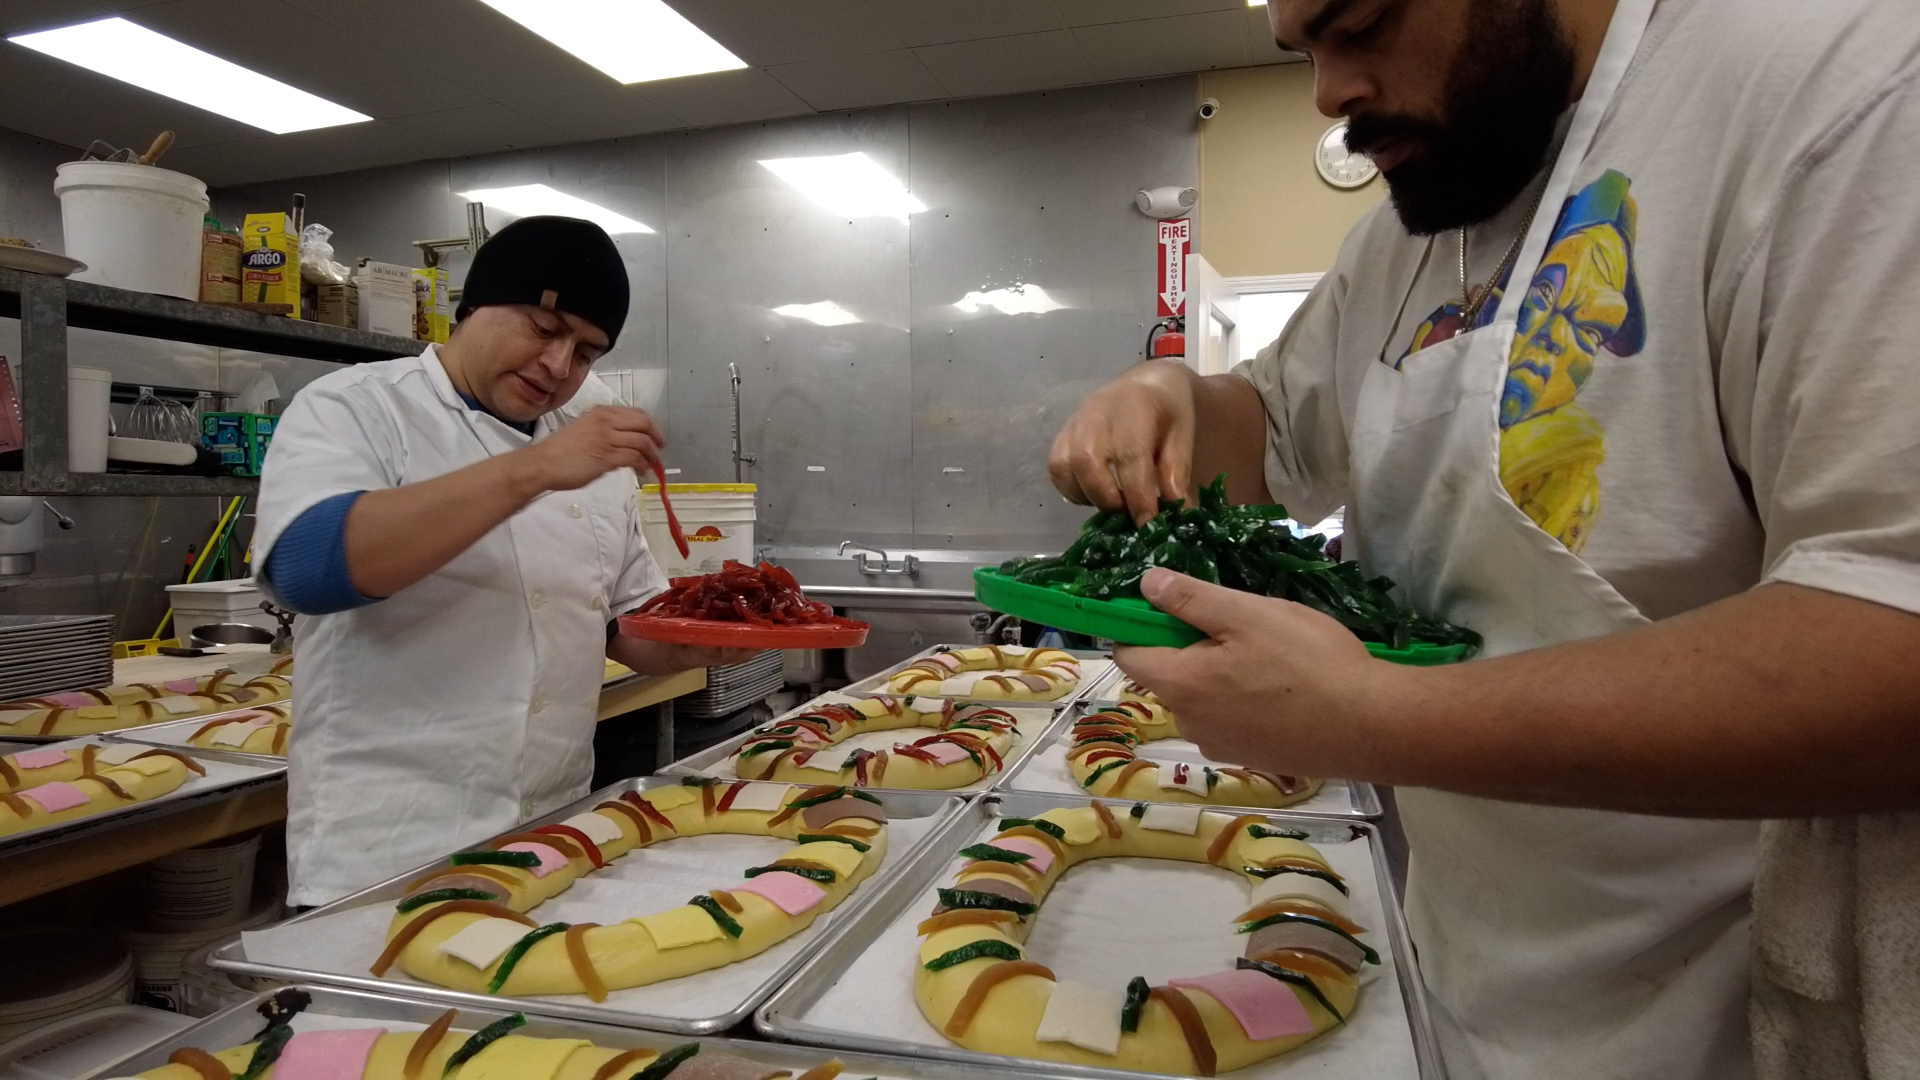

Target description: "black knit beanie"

left=456, top=215, right=629, bottom=346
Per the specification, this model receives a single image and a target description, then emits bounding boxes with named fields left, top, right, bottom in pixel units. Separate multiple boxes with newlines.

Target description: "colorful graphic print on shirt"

left=1397, top=170, right=1647, bottom=551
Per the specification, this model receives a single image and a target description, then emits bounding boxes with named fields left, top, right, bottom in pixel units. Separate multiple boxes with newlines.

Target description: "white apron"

left=1345, top=1, right=1759, bottom=1075
left=283, top=348, right=639, bottom=906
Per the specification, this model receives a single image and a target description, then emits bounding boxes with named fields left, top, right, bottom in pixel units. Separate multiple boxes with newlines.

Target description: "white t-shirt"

left=1240, top=0, right=1920, bottom=624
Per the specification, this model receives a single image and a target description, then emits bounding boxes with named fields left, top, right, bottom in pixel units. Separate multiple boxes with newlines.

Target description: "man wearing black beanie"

left=253, top=215, right=750, bottom=905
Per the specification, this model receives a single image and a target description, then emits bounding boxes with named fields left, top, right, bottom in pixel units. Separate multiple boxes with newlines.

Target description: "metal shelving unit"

left=0, top=266, right=424, bottom=496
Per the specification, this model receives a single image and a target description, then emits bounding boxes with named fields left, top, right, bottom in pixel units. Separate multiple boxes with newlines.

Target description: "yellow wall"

left=1196, top=63, right=1384, bottom=277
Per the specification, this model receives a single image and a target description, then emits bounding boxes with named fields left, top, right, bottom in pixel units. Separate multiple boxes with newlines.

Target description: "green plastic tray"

left=973, top=567, right=1471, bottom=665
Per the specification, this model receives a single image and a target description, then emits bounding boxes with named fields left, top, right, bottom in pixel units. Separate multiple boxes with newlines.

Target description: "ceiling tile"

left=766, top=49, right=947, bottom=112
left=384, top=104, right=569, bottom=157
left=128, top=0, right=488, bottom=118
left=864, top=0, right=1068, bottom=48
left=1243, top=3, right=1303, bottom=65
left=0, top=0, right=170, bottom=36
left=669, top=0, right=907, bottom=66
left=283, top=0, right=615, bottom=102
left=161, top=118, right=440, bottom=187
left=500, top=85, right=687, bottom=143
left=0, top=43, right=258, bottom=151
left=911, top=30, right=1094, bottom=99
left=1073, top=10, right=1248, bottom=82
left=632, top=68, right=813, bottom=130
left=1054, top=0, right=1242, bottom=28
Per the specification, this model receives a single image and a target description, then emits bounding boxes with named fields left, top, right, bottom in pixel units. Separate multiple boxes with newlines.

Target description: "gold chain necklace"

left=1457, top=173, right=1550, bottom=325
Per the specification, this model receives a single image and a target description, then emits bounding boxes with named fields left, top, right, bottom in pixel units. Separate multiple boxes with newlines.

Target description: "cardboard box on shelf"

left=354, top=260, right=414, bottom=338
left=198, top=230, right=241, bottom=304
left=314, top=283, right=358, bottom=327
left=411, top=266, right=449, bottom=343
left=239, top=213, right=300, bottom=317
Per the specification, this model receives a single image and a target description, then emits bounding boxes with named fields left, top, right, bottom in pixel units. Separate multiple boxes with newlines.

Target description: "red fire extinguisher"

left=1146, top=316, right=1185, bottom=358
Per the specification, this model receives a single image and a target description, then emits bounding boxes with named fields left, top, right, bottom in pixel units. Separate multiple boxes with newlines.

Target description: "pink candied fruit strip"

left=20, top=780, right=90, bottom=814
left=499, top=841, right=570, bottom=878
left=1168, top=968, right=1315, bottom=1041
left=733, top=870, right=827, bottom=915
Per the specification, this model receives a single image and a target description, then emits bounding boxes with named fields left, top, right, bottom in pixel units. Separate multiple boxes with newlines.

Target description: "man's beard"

left=1345, top=0, right=1577, bottom=235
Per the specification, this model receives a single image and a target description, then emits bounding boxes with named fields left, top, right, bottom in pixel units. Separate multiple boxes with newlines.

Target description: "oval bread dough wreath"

left=126, top=992, right=852, bottom=1080
left=375, top=781, right=889, bottom=998
left=1068, top=698, right=1319, bottom=808
left=0, top=661, right=293, bottom=738
left=733, top=697, right=1020, bottom=789
left=186, top=704, right=292, bottom=756
left=0, top=743, right=205, bottom=836
left=914, top=802, right=1376, bottom=1076
left=887, top=646, right=1080, bottom=701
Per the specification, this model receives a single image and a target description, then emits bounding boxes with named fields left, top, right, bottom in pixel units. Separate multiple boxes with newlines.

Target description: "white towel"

left=1751, top=813, right=1920, bottom=1080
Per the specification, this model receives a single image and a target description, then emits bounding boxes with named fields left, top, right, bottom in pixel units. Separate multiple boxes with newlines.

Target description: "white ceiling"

left=0, top=0, right=1298, bottom=187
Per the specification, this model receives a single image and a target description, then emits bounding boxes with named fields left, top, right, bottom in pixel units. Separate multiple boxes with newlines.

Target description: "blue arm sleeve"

left=261, top=491, right=378, bottom=615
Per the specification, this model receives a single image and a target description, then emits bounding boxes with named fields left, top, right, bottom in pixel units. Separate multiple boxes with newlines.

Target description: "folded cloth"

left=1751, top=812, right=1920, bottom=1080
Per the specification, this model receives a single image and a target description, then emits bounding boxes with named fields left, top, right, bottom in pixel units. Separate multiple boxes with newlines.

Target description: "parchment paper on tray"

left=239, top=815, right=939, bottom=1021
left=794, top=821, right=1420, bottom=1079
left=1003, top=732, right=1372, bottom=818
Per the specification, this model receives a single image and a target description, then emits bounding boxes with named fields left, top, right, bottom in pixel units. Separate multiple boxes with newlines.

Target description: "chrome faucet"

left=837, top=541, right=920, bottom=578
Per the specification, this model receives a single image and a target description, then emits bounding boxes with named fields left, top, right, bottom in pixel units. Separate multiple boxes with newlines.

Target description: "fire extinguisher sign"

left=1157, top=218, right=1190, bottom=317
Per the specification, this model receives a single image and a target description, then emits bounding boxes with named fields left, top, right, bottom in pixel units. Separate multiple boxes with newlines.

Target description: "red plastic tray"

left=616, top=614, right=869, bottom=649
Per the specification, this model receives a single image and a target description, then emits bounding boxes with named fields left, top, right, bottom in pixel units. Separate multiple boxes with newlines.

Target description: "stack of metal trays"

left=680, top=650, right=784, bottom=720
left=0, top=615, right=114, bottom=701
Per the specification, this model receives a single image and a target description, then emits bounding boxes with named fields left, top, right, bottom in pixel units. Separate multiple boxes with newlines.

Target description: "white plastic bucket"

left=139, top=831, right=260, bottom=932
left=0, top=927, right=132, bottom=1045
left=119, top=893, right=281, bottom=1014
left=641, top=483, right=757, bottom=577
left=67, top=366, right=110, bottom=473
left=53, top=162, right=208, bottom=298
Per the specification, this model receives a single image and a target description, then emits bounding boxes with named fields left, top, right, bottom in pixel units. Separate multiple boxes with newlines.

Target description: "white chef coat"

left=1235, top=0, right=1920, bottom=1076
left=254, top=345, right=667, bottom=906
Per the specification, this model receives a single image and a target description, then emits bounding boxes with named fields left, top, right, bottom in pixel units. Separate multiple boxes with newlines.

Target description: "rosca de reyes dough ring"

left=0, top=743, right=204, bottom=836
left=914, top=802, right=1375, bottom=1075
left=119, top=988, right=853, bottom=1080
left=732, top=697, right=1020, bottom=789
left=375, top=781, right=889, bottom=997
left=0, top=669, right=292, bottom=739
left=1068, top=702, right=1319, bottom=808
left=186, top=704, right=292, bottom=755
left=887, top=646, right=1080, bottom=701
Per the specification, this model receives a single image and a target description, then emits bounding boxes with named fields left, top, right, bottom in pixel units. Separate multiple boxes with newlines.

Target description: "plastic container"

left=180, top=940, right=277, bottom=1017
left=0, top=1004, right=194, bottom=1080
left=140, top=831, right=261, bottom=931
left=67, top=366, right=110, bottom=473
left=120, top=894, right=281, bottom=1014
left=641, top=483, right=756, bottom=577
left=0, top=927, right=132, bottom=1045
left=165, top=577, right=273, bottom=634
left=54, top=162, right=209, bottom=299
left=972, top=566, right=1476, bottom=664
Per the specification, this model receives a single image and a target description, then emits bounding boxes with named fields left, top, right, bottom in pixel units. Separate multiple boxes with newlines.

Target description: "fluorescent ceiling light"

left=7, top=17, right=370, bottom=134
left=459, top=185, right=654, bottom=234
left=772, top=301, right=861, bottom=327
left=759, top=152, right=926, bottom=220
left=953, top=285, right=1066, bottom=316
left=476, top=0, right=744, bottom=84
left=1248, top=0, right=1266, bottom=6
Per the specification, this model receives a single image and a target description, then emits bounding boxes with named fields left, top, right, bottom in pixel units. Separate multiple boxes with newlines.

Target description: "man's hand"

left=1114, top=567, right=1388, bottom=777
left=518, top=406, right=664, bottom=494
left=1049, top=361, right=1198, bottom=524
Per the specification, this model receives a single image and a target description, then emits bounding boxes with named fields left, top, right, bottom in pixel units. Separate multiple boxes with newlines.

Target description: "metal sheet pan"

left=662, top=691, right=1071, bottom=796
left=88, top=983, right=1077, bottom=1079
left=208, top=776, right=970, bottom=1035
left=102, top=705, right=288, bottom=762
left=756, top=791, right=1443, bottom=1080
left=996, top=702, right=1382, bottom=819
left=840, top=644, right=1112, bottom=709
left=0, top=738, right=283, bottom=857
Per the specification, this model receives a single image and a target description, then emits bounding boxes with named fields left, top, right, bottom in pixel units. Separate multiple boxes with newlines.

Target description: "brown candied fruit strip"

left=597, top=799, right=652, bottom=842
left=765, top=784, right=844, bottom=828
left=370, top=900, right=536, bottom=976
left=916, top=909, right=1021, bottom=936
left=701, top=781, right=717, bottom=817
left=1246, top=948, right=1353, bottom=984
left=1207, top=816, right=1267, bottom=867
left=944, top=960, right=1056, bottom=1037
left=0, top=791, right=30, bottom=817
left=590, top=1048, right=660, bottom=1080
left=0, top=756, right=17, bottom=789
left=402, top=1008, right=457, bottom=1078
left=563, top=923, right=608, bottom=1003
left=1090, top=799, right=1122, bottom=839
left=406, top=863, right=520, bottom=895
left=128, top=748, right=206, bottom=775
left=992, top=826, right=1068, bottom=857
left=86, top=773, right=133, bottom=801
left=1104, top=759, right=1155, bottom=793
left=270, top=723, right=290, bottom=754
left=1234, top=899, right=1368, bottom=936
left=1151, top=986, right=1218, bottom=1077
left=37, top=709, right=66, bottom=736
left=167, top=1046, right=233, bottom=1080
left=709, top=890, right=744, bottom=914
left=189, top=714, right=252, bottom=741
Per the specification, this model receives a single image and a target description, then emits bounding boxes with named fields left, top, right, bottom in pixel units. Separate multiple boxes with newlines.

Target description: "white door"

left=1184, top=253, right=1239, bottom=376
